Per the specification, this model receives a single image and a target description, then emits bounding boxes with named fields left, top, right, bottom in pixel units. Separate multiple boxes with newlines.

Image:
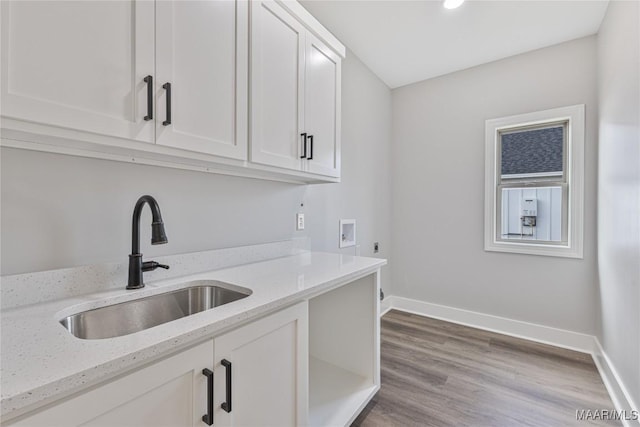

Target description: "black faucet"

left=127, top=195, right=170, bottom=290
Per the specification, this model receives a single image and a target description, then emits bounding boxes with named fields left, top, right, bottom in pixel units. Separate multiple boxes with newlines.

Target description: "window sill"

left=484, top=239, right=583, bottom=259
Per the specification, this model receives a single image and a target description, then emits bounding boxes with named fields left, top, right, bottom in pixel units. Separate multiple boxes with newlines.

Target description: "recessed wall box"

left=339, top=219, right=356, bottom=248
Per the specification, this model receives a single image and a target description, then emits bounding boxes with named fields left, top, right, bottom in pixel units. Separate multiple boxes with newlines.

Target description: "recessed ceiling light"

left=443, top=0, right=465, bottom=9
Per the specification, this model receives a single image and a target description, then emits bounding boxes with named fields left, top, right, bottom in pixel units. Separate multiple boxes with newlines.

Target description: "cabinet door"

left=213, top=302, right=308, bottom=427
left=303, top=33, right=341, bottom=177
left=10, top=341, right=214, bottom=427
left=250, top=0, right=305, bottom=171
left=155, top=0, right=248, bottom=159
left=0, top=0, right=154, bottom=142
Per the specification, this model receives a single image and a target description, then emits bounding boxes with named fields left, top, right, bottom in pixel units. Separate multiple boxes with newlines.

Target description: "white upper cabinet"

left=250, top=0, right=343, bottom=178
left=0, top=0, right=155, bottom=142
left=303, top=33, right=341, bottom=177
left=0, top=0, right=345, bottom=183
left=250, top=0, right=306, bottom=171
left=155, top=0, right=248, bottom=159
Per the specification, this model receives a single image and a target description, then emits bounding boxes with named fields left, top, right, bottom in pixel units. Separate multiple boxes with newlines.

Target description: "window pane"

left=501, top=125, right=564, bottom=177
left=500, top=186, right=563, bottom=242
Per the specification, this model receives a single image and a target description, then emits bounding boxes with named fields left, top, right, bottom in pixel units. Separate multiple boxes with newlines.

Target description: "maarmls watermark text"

left=576, top=409, right=639, bottom=421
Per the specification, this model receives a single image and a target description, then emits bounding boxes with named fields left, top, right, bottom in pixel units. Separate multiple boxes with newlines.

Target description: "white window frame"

left=484, top=104, right=585, bottom=258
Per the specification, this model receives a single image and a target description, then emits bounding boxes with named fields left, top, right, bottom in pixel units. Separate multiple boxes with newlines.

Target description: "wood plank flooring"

left=353, top=310, right=619, bottom=427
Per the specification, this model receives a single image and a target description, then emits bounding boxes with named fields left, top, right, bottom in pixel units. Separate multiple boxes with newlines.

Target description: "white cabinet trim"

left=275, top=0, right=346, bottom=59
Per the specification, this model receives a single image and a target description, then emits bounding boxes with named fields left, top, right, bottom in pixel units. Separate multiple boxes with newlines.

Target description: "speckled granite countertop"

left=1, top=252, right=386, bottom=420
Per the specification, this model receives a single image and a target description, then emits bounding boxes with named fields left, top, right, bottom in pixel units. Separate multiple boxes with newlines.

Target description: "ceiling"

left=300, top=0, right=610, bottom=88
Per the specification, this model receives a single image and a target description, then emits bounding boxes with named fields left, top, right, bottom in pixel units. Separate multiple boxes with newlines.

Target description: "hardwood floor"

left=353, top=310, right=619, bottom=427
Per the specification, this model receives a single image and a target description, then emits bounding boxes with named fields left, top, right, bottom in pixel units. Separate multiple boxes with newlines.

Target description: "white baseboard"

left=384, top=296, right=595, bottom=353
left=379, top=297, right=393, bottom=317
left=592, top=339, right=640, bottom=426
left=379, top=295, right=638, bottom=425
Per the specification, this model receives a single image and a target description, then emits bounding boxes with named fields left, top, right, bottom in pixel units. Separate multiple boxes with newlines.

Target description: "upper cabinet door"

left=0, top=0, right=154, bottom=142
left=250, top=0, right=305, bottom=171
left=303, top=33, right=341, bottom=177
left=155, top=0, right=248, bottom=160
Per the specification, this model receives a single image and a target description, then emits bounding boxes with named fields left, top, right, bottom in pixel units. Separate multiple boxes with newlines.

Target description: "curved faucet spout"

left=128, top=195, right=169, bottom=290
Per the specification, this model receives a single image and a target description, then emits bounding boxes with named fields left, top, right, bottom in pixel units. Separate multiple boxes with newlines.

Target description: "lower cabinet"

left=212, top=302, right=308, bottom=427
left=7, top=303, right=308, bottom=427
left=6, top=274, right=380, bottom=427
left=10, top=340, right=214, bottom=427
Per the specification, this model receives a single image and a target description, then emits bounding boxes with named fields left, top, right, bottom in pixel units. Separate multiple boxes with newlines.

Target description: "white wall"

left=391, top=36, right=599, bottom=334
left=304, top=48, right=393, bottom=292
left=0, top=50, right=392, bottom=288
left=597, top=0, right=640, bottom=410
left=0, top=148, right=305, bottom=273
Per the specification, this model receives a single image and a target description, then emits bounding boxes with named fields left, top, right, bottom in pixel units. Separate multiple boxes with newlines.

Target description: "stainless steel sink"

left=60, top=281, right=252, bottom=340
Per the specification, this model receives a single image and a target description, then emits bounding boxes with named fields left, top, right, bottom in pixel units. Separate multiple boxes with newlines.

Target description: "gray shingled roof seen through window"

left=501, top=126, right=563, bottom=175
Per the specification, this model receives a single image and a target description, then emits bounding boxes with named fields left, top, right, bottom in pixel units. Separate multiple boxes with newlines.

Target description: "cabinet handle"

left=202, top=368, right=214, bottom=426
left=162, top=82, right=172, bottom=126
left=307, top=135, right=314, bottom=160
left=143, top=75, right=153, bottom=121
left=300, top=133, right=307, bottom=159
left=221, top=359, right=232, bottom=413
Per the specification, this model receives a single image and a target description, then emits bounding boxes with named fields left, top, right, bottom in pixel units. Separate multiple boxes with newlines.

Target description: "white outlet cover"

left=296, top=213, right=305, bottom=230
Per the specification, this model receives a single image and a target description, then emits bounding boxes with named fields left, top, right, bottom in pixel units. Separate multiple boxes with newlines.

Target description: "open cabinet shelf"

left=308, top=273, right=380, bottom=426
left=309, top=356, right=378, bottom=426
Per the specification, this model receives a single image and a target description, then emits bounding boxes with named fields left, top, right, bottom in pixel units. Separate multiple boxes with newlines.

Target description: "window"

left=484, top=105, right=585, bottom=258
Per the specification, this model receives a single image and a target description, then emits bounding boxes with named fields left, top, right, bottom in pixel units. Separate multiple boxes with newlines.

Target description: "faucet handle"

left=142, top=261, right=170, bottom=272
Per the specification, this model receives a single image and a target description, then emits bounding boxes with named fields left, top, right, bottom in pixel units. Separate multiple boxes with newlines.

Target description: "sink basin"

left=60, top=281, right=252, bottom=340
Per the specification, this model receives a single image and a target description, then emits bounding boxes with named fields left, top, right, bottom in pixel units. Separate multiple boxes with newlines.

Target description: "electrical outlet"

left=374, top=242, right=379, bottom=253
left=296, top=213, right=305, bottom=230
